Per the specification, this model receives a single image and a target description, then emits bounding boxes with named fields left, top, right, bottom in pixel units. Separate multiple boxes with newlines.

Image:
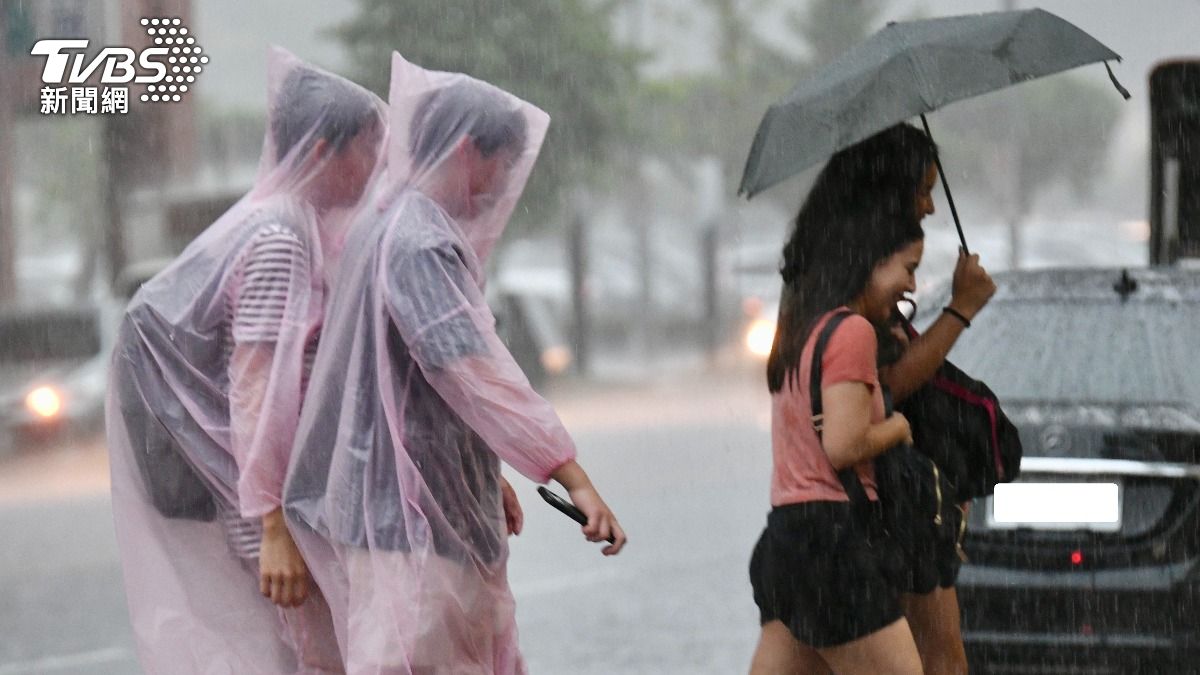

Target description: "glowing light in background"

left=745, top=318, right=776, bottom=359
left=25, top=386, right=62, bottom=419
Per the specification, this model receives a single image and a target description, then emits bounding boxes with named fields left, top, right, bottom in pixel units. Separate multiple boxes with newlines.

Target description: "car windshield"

left=938, top=298, right=1200, bottom=407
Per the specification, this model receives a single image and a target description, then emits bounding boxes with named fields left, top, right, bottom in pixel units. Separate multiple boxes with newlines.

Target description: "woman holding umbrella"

left=747, top=124, right=994, bottom=674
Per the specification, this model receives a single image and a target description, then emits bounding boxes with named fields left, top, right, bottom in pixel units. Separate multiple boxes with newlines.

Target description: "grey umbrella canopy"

left=739, top=8, right=1128, bottom=208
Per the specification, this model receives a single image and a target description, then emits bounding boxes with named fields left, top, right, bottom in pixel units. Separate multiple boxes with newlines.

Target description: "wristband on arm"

left=942, top=306, right=971, bottom=328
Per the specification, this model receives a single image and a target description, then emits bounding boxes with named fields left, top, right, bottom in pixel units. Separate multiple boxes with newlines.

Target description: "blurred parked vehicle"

left=728, top=240, right=781, bottom=361
left=0, top=256, right=176, bottom=453
left=913, top=267, right=1200, bottom=674
left=490, top=284, right=573, bottom=390
left=0, top=302, right=118, bottom=451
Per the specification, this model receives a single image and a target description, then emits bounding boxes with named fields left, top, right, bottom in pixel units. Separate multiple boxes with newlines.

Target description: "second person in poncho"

left=284, top=53, right=626, bottom=674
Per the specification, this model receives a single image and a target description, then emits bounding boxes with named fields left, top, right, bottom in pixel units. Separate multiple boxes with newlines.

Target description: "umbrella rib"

left=903, top=49, right=934, bottom=110
left=832, top=51, right=930, bottom=148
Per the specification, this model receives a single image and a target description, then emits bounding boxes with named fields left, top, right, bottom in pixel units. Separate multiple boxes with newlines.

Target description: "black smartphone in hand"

left=537, top=486, right=615, bottom=544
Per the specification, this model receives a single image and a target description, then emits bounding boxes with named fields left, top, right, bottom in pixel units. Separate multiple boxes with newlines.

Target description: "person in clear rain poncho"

left=283, top=52, right=627, bottom=675
left=106, top=47, right=386, bottom=674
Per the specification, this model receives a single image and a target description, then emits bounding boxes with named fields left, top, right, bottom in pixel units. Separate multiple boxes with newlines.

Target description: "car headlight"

left=745, top=318, right=776, bottom=359
left=25, top=386, right=63, bottom=420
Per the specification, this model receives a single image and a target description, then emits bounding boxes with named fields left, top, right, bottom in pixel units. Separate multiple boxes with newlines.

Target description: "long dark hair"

left=766, top=124, right=936, bottom=394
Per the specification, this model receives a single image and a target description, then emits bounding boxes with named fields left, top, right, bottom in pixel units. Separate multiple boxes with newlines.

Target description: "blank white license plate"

left=987, top=482, right=1121, bottom=532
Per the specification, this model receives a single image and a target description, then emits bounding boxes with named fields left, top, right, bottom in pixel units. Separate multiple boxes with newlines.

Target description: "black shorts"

left=749, top=501, right=902, bottom=649
left=896, top=503, right=966, bottom=595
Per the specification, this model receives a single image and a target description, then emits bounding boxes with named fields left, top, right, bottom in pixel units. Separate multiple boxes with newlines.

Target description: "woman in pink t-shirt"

left=747, top=126, right=933, bottom=675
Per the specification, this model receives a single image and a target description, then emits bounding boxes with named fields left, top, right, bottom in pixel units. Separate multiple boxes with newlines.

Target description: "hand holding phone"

left=537, top=486, right=616, bottom=544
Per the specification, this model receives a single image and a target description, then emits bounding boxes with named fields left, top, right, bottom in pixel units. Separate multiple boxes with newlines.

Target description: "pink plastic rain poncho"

left=283, top=53, right=571, bottom=674
left=106, top=47, right=386, bottom=674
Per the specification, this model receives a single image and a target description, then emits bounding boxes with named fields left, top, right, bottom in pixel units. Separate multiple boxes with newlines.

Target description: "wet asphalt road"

left=0, top=362, right=774, bottom=674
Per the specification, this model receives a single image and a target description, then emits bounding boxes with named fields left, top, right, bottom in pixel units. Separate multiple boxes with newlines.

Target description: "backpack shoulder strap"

left=808, top=310, right=852, bottom=434
left=807, top=309, right=873, bottom=509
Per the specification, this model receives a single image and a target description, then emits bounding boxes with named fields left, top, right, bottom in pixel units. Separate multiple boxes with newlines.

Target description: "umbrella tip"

left=1104, top=62, right=1132, bottom=101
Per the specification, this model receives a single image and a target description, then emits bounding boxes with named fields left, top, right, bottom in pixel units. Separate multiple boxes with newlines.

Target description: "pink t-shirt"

left=770, top=309, right=885, bottom=506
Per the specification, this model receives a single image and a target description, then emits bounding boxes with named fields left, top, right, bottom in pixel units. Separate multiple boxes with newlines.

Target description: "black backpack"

left=895, top=315, right=1023, bottom=501
left=112, top=314, right=219, bottom=521
left=809, top=311, right=961, bottom=570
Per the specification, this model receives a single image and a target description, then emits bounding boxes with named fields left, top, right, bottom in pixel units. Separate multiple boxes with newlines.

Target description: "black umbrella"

left=738, top=8, right=1130, bottom=251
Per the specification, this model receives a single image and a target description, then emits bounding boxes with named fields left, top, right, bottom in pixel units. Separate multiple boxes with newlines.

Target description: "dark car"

left=911, top=267, right=1200, bottom=674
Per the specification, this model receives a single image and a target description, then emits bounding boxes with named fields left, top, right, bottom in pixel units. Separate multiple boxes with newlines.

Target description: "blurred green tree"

left=788, top=0, right=887, bottom=70
left=333, top=0, right=642, bottom=228
left=936, top=73, right=1124, bottom=266
left=635, top=0, right=888, bottom=203
left=1009, top=77, right=1123, bottom=211
left=635, top=0, right=793, bottom=198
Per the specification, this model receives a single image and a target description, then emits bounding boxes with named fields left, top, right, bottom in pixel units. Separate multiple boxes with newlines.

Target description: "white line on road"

left=0, top=647, right=131, bottom=674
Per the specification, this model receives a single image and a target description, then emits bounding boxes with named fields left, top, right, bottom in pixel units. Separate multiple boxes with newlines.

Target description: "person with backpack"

left=107, top=48, right=385, bottom=673
left=282, top=53, right=626, bottom=674
left=746, top=129, right=930, bottom=675
left=869, top=260, right=993, bottom=675
left=869, top=128, right=995, bottom=675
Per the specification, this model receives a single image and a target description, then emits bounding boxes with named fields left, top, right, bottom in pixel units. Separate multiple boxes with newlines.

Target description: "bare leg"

left=816, top=618, right=923, bottom=675
left=901, top=587, right=969, bottom=675
left=748, top=621, right=833, bottom=675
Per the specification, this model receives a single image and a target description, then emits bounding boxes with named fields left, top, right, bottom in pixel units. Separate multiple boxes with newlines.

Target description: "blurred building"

left=0, top=0, right=198, bottom=303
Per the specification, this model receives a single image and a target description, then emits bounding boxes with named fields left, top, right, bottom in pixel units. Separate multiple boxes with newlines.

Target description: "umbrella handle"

left=920, top=114, right=969, bottom=255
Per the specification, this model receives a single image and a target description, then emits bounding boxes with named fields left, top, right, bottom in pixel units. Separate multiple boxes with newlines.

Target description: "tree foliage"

left=936, top=73, right=1124, bottom=220
left=635, top=0, right=888, bottom=202
left=333, top=0, right=642, bottom=225
left=332, top=0, right=1123, bottom=229
left=788, top=0, right=886, bottom=70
